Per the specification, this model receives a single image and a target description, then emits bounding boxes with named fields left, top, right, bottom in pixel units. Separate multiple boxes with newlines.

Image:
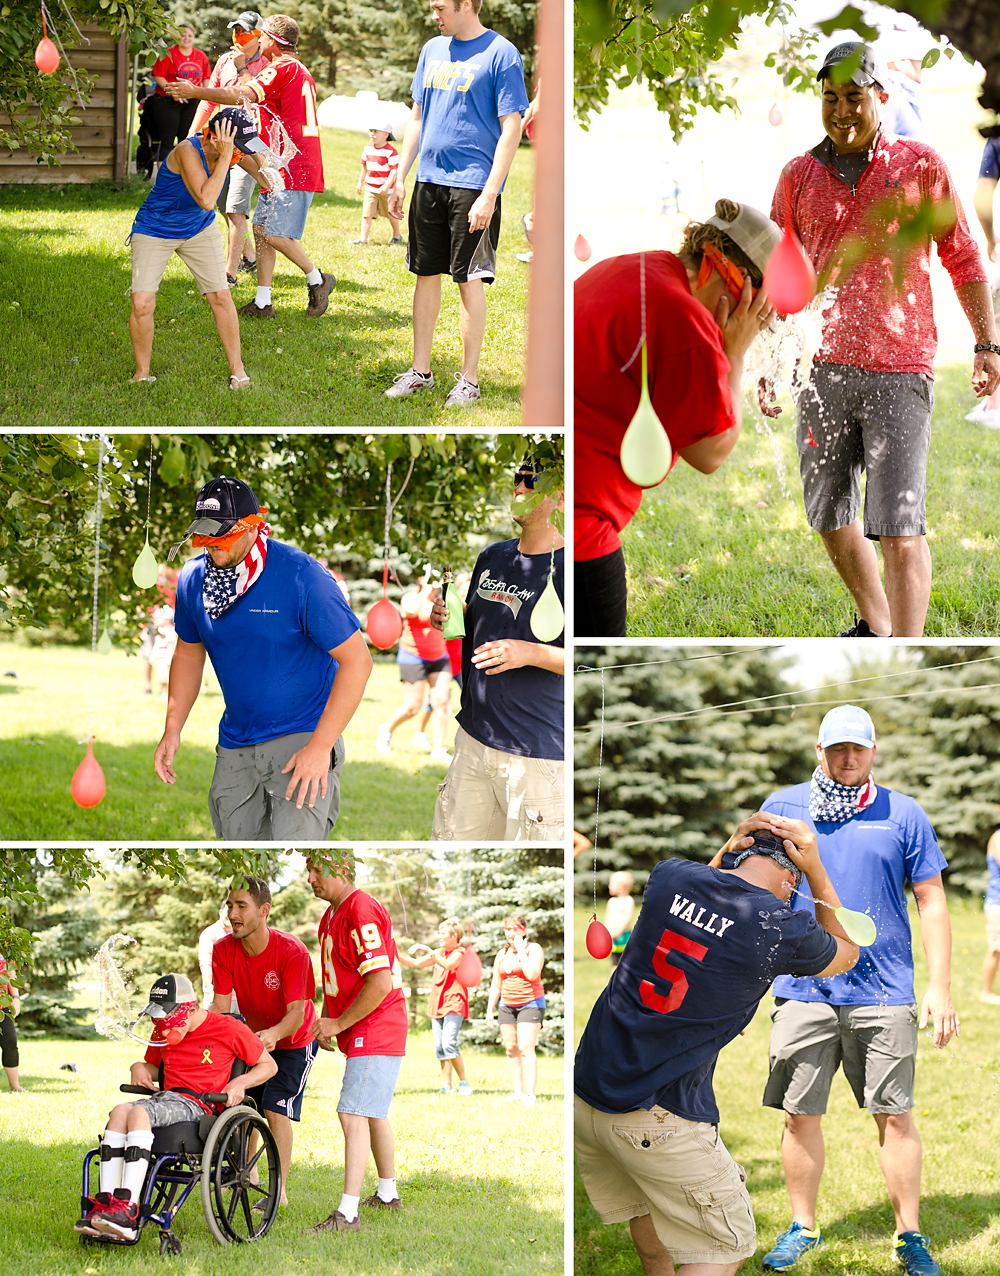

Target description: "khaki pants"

left=431, top=726, right=563, bottom=842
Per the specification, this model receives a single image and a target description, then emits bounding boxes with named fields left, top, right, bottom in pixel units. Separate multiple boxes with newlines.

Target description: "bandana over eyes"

left=809, top=764, right=877, bottom=823
left=202, top=520, right=270, bottom=620
left=147, top=1000, right=197, bottom=1045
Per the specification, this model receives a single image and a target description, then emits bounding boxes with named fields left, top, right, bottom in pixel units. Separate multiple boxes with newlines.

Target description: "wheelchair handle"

left=120, top=1084, right=158, bottom=1094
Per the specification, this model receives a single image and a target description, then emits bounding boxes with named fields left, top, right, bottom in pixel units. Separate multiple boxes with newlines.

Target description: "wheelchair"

left=80, top=1058, right=280, bottom=1256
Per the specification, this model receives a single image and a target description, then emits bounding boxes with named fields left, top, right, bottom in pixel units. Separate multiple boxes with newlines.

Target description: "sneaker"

left=226, top=273, right=238, bottom=289
left=307, top=1210, right=361, bottom=1234
left=500, top=1093, right=525, bottom=1102
left=305, top=271, right=336, bottom=318
left=390, top=236, right=403, bottom=245
left=515, top=250, right=533, bottom=263
left=376, top=724, right=392, bottom=755
left=237, top=300, right=276, bottom=319
left=838, top=615, right=890, bottom=637
left=457, top=1081, right=473, bottom=1095
left=238, top=257, right=257, bottom=273
left=385, top=368, right=433, bottom=399
left=349, top=239, right=368, bottom=245
left=428, top=746, right=452, bottom=765
left=444, top=373, right=481, bottom=408
left=437, top=1084, right=453, bottom=1094
left=522, top=1094, right=537, bottom=1106
left=412, top=731, right=431, bottom=752
left=75, top=1191, right=113, bottom=1235
left=980, top=991, right=1000, bottom=1004
left=90, top=1189, right=139, bottom=1242
left=361, top=1193, right=402, bottom=1211
left=894, top=1231, right=940, bottom=1276
left=981, top=409, right=1000, bottom=430
left=762, top=1222, right=823, bottom=1270
left=965, top=400, right=988, bottom=422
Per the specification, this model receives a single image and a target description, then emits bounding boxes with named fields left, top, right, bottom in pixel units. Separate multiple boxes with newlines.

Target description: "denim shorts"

left=337, top=1054, right=403, bottom=1119
left=432, top=1013, right=463, bottom=1060
left=253, top=188, right=314, bottom=240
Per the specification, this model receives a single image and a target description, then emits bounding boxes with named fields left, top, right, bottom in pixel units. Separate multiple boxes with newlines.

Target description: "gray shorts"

left=225, top=165, right=258, bottom=218
left=131, top=1090, right=205, bottom=1127
left=209, top=731, right=345, bottom=841
left=763, top=997, right=918, bottom=1115
left=795, top=362, right=933, bottom=538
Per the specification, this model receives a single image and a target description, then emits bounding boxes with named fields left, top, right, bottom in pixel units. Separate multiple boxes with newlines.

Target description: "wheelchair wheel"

left=200, top=1106, right=280, bottom=1244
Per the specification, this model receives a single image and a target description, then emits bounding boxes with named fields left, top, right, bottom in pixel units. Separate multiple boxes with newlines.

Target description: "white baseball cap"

left=704, top=203, right=783, bottom=276
left=817, top=704, right=876, bottom=749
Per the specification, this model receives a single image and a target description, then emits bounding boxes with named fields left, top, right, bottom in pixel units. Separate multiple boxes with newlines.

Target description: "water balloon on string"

left=132, top=437, right=159, bottom=588
left=530, top=514, right=564, bottom=642
left=35, top=4, right=59, bottom=72
left=620, top=254, right=672, bottom=487
left=763, top=224, right=817, bottom=314
left=441, top=567, right=466, bottom=640
left=366, top=461, right=414, bottom=650
left=575, top=233, right=592, bottom=262
left=584, top=667, right=614, bottom=959
left=72, top=434, right=107, bottom=809
left=768, top=102, right=783, bottom=126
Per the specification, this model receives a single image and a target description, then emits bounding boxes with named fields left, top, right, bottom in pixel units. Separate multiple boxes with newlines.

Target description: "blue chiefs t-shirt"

left=456, top=538, right=563, bottom=760
left=575, top=859, right=837, bottom=1123
left=765, top=781, right=947, bottom=1006
left=173, top=539, right=361, bottom=749
left=411, top=31, right=529, bottom=190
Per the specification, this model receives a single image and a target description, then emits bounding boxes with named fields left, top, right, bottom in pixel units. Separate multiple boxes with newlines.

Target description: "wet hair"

left=263, top=14, right=299, bottom=48
left=233, top=876, right=271, bottom=908
left=676, top=198, right=765, bottom=288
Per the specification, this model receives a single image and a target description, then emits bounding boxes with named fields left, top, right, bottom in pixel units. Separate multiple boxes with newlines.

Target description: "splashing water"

left=94, top=933, right=161, bottom=1046
left=787, top=882, right=878, bottom=947
left=252, top=103, right=299, bottom=213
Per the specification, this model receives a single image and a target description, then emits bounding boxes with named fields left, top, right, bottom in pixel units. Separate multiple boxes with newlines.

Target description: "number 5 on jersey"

left=640, top=927, right=708, bottom=1015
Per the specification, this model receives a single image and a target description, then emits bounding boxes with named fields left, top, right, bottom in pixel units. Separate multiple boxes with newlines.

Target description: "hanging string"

left=620, top=252, right=647, bottom=373
left=40, top=0, right=85, bottom=107
left=635, top=0, right=642, bottom=86
left=592, top=669, right=606, bottom=918
left=88, top=435, right=105, bottom=741
left=145, top=437, right=153, bottom=534
left=381, top=455, right=417, bottom=583
left=576, top=646, right=786, bottom=673
left=391, top=853, right=408, bottom=936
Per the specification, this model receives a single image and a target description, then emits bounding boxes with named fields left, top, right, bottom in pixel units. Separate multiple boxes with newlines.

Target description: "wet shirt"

left=130, top=136, right=216, bottom=241
left=318, top=889, right=407, bottom=1057
left=574, top=859, right=837, bottom=1123
left=244, top=56, right=325, bottom=192
left=575, top=252, right=735, bottom=561
left=765, top=780, right=947, bottom=1006
left=771, top=130, right=985, bottom=377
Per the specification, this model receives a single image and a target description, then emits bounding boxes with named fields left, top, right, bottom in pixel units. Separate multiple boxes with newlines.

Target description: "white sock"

left=255, top=286, right=271, bottom=308
left=338, top=1192, right=360, bottom=1222
left=121, top=1129, right=155, bottom=1203
left=377, top=1177, right=397, bottom=1202
left=99, top=1130, right=126, bottom=1193
left=305, top=268, right=323, bottom=285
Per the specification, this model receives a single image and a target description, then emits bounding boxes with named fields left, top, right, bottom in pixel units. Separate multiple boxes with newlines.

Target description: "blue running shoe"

left=894, top=1231, right=940, bottom=1276
left=763, top=1222, right=823, bottom=1270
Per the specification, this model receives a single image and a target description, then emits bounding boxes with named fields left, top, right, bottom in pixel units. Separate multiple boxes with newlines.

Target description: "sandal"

left=131, top=375, right=156, bottom=384
left=229, top=374, right=251, bottom=390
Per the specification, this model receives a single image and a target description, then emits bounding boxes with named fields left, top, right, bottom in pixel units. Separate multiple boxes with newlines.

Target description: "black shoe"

left=839, top=615, right=891, bottom=637
left=238, top=257, right=257, bottom=273
left=305, top=270, right=336, bottom=318
left=226, top=273, right=238, bottom=289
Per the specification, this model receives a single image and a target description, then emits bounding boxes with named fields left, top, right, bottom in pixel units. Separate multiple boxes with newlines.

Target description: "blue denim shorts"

left=432, top=1012, right=463, bottom=1060
left=337, top=1053, right=402, bottom=1119
left=253, top=188, right=314, bottom=240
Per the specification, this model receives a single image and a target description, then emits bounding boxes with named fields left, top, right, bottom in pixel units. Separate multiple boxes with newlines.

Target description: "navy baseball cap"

left=167, top=476, right=260, bottom=560
left=817, top=41, right=887, bottom=90
left=207, top=107, right=268, bottom=156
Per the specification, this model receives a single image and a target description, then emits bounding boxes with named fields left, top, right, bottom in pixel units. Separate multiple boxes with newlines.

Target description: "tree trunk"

left=329, top=50, right=337, bottom=90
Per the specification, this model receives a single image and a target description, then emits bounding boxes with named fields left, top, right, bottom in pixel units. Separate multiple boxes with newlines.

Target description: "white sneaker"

left=515, top=250, right=533, bottom=263
left=966, top=400, right=988, bottom=421
left=376, top=724, right=392, bottom=755
left=412, top=731, right=431, bottom=752
left=444, top=373, right=481, bottom=408
left=500, top=1093, right=524, bottom=1102
left=522, top=1094, right=537, bottom=1106
left=385, top=368, right=433, bottom=399
left=981, top=409, right=1000, bottom=430
left=980, top=991, right=1000, bottom=1004
left=428, top=746, right=452, bottom=765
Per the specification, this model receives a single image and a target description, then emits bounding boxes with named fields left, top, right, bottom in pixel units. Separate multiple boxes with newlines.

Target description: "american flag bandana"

left=202, top=528, right=269, bottom=619
left=808, top=765, right=877, bottom=823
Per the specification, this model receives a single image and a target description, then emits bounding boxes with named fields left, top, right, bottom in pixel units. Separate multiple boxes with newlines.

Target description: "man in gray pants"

left=152, top=476, right=372, bottom=839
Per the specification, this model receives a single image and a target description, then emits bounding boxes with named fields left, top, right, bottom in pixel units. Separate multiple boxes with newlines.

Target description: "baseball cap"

left=208, top=107, right=268, bottom=155
left=167, top=476, right=260, bottom=561
left=138, top=973, right=197, bottom=1019
left=817, top=41, right=888, bottom=90
left=227, top=9, right=262, bottom=29
left=817, top=704, right=877, bottom=749
left=720, top=830, right=803, bottom=887
left=369, top=119, right=395, bottom=140
left=704, top=203, right=782, bottom=276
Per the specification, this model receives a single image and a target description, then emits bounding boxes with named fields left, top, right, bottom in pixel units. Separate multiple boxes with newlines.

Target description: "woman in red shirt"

left=486, top=915, right=546, bottom=1105
left=398, top=919, right=472, bottom=1095
left=375, top=575, right=453, bottom=765
left=574, top=199, right=780, bottom=636
left=0, top=955, right=24, bottom=1092
left=148, top=25, right=212, bottom=172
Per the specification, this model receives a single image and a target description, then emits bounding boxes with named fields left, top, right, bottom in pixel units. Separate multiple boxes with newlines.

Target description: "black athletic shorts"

left=498, top=1000, right=545, bottom=1025
left=406, top=181, right=501, bottom=284
left=575, top=548, right=628, bottom=637
left=400, top=656, right=450, bottom=683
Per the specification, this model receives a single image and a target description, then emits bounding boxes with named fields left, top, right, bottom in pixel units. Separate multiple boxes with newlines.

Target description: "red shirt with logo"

left=144, top=1012, right=265, bottom=1110
left=153, top=45, right=211, bottom=97
left=318, top=890, right=407, bottom=1057
left=427, top=950, right=469, bottom=1019
left=211, top=928, right=316, bottom=1049
left=245, top=56, right=325, bottom=192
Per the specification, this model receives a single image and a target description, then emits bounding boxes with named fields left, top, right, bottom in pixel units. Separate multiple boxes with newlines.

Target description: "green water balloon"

left=97, top=627, right=113, bottom=656
left=132, top=535, right=159, bottom=589
left=620, top=342, right=672, bottom=487
left=441, top=580, right=466, bottom=639
left=530, top=573, right=564, bottom=642
left=835, top=906, right=877, bottom=947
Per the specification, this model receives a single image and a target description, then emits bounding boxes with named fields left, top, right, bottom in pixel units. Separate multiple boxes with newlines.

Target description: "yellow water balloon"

left=97, top=628, right=113, bottom=656
left=441, top=580, right=466, bottom=639
left=132, top=536, right=159, bottom=589
left=530, top=573, right=564, bottom=642
left=834, top=906, right=877, bottom=947
left=620, top=342, right=672, bottom=487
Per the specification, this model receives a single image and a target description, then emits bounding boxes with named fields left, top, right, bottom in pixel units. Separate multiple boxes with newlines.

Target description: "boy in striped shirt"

left=352, top=123, right=403, bottom=245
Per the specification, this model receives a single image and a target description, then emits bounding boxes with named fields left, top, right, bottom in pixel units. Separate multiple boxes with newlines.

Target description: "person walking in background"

left=486, top=915, right=545, bottom=1105
left=376, top=573, right=453, bottom=766
left=147, top=25, right=211, bottom=178
left=982, top=822, right=1000, bottom=1004
left=604, top=871, right=635, bottom=967
left=352, top=122, right=403, bottom=245
left=0, top=954, right=24, bottom=1092
left=198, top=900, right=235, bottom=1009
left=397, top=918, right=473, bottom=1095
left=969, top=130, right=1000, bottom=430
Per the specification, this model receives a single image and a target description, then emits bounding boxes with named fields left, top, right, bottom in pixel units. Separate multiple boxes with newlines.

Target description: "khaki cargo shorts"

left=130, top=222, right=228, bottom=296
left=574, top=1097, right=756, bottom=1266
left=362, top=189, right=392, bottom=219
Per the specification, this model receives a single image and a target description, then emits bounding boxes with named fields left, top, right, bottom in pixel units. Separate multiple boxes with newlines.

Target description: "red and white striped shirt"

left=361, top=143, right=399, bottom=192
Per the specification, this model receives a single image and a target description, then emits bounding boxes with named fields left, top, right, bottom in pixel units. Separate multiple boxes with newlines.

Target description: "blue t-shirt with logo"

left=456, top=538, right=563, bottom=760
left=574, top=859, right=837, bottom=1123
left=173, top=539, right=361, bottom=749
left=410, top=31, right=528, bottom=190
left=765, top=780, right=947, bottom=1006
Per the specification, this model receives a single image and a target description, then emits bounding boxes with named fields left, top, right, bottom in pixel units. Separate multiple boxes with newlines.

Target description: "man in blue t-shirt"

left=152, top=476, right=372, bottom=839
left=575, top=816, right=857, bottom=1276
left=971, top=132, right=1000, bottom=429
left=754, top=704, right=957, bottom=1276
left=429, top=459, right=563, bottom=840
left=385, top=0, right=529, bottom=409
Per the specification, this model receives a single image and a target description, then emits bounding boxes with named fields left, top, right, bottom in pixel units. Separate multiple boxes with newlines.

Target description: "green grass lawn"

left=0, top=127, right=531, bottom=427
left=621, top=364, right=1000, bottom=636
left=0, top=641, right=459, bottom=840
left=573, top=895, right=1000, bottom=1274
left=0, top=1032, right=562, bottom=1275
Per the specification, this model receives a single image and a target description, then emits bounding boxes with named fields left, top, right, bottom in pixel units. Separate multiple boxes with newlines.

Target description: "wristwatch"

left=974, top=342, right=1000, bottom=355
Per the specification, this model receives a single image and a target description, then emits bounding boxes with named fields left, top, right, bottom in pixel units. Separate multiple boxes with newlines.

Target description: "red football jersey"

left=245, top=56, right=325, bottom=193
left=153, top=45, right=211, bottom=97
left=211, top=928, right=316, bottom=1049
left=144, top=1012, right=265, bottom=1110
left=318, top=890, right=407, bottom=1057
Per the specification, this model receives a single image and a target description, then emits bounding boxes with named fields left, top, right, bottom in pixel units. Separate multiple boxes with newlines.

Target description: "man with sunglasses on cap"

left=770, top=41, right=1000, bottom=639
left=153, top=476, right=372, bottom=840
left=755, top=704, right=956, bottom=1275
left=166, top=15, right=334, bottom=320
left=429, top=460, right=564, bottom=840
left=576, top=816, right=858, bottom=1276
left=75, top=973, right=276, bottom=1242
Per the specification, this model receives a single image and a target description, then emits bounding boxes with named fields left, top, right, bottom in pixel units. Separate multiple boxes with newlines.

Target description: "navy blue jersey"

left=980, top=136, right=1000, bottom=181
left=574, top=859, right=837, bottom=1123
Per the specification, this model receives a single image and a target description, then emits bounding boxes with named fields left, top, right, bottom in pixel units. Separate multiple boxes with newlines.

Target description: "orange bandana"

left=192, top=509, right=268, bottom=550
left=696, top=240, right=758, bottom=304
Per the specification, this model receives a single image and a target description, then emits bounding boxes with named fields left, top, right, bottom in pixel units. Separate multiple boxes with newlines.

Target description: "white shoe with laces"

left=966, top=400, right=988, bottom=421
left=444, top=373, right=481, bottom=408
left=376, top=724, right=392, bottom=755
left=385, top=368, right=433, bottom=399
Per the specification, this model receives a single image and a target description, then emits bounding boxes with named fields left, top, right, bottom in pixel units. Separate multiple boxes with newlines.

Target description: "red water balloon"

left=768, top=102, right=782, bottom=127
left=763, top=224, right=816, bottom=314
left=165, top=1029, right=183, bottom=1047
left=35, top=36, right=60, bottom=74
left=586, top=917, right=613, bottom=959
left=574, top=233, right=592, bottom=262
left=366, top=596, right=402, bottom=650
left=456, top=945, right=483, bottom=988
left=71, top=737, right=106, bottom=808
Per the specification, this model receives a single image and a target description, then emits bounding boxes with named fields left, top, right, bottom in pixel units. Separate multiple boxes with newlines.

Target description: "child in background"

left=604, top=870, right=635, bottom=966
left=150, top=604, right=177, bottom=698
left=351, top=122, right=402, bottom=245
left=397, top=919, right=472, bottom=1095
